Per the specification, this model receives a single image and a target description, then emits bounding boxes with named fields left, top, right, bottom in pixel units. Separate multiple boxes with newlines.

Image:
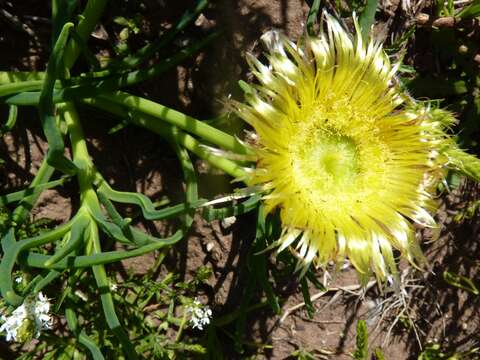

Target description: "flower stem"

left=98, top=91, right=254, bottom=156
left=82, top=97, right=249, bottom=179
left=175, top=312, right=188, bottom=343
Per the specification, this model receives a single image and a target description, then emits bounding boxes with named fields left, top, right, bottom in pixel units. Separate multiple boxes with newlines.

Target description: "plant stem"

left=98, top=91, right=254, bottom=156
left=0, top=71, right=44, bottom=84
left=63, top=0, right=108, bottom=69
left=175, top=312, right=188, bottom=343
left=89, top=221, right=139, bottom=360
left=11, top=159, right=55, bottom=224
left=82, top=97, right=249, bottom=179
left=58, top=102, right=96, bottom=199
left=145, top=122, right=249, bottom=179
left=8, top=0, right=108, bottom=225
left=59, top=103, right=92, bottom=168
left=0, top=80, right=45, bottom=97
left=59, top=0, right=109, bottom=199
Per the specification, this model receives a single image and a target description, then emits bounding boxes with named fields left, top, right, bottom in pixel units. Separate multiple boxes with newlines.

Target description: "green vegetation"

left=0, top=0, right=479, bottom=359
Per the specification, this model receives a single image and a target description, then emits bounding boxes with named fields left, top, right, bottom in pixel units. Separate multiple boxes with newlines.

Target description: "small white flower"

left=15, top=276, right=23, bottom=284
left=33, top=293, right=52, bottom=330
left=0, top=305, right=26, bottom=342
left=186, top=299, right=212, bottom=331
left=110, top=283, right=118, bottom=292
left=0, top=292, right=52, bottom=342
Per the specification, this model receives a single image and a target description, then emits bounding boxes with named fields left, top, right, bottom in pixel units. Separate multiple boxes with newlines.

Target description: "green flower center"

left=314, top=135, right=358, bottom=183
left=293, top=127, right=360, bottom=193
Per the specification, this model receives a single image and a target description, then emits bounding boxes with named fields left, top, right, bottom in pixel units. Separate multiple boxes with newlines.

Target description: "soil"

left=1, top=1, right=479, bottom=359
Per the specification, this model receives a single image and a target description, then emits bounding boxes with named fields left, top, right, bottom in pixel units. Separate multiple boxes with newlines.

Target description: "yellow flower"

left=235, top=14, right=455, bottom=280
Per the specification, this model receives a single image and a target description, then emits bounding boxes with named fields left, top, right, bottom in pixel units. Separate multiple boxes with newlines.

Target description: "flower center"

left=292, top=126, right=362, bottom=200
left=313, top=135, right=358, bottom=183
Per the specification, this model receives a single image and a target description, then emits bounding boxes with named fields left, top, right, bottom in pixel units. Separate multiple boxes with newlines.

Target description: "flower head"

left=0, top=292, right=52, bottom=342
left=186, top=299, right=212, bottom=331
left=235, top=14, right=455, bottom=280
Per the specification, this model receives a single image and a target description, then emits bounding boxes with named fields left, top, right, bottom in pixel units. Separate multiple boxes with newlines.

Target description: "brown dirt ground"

left=1, top=1, right=479, bottom=359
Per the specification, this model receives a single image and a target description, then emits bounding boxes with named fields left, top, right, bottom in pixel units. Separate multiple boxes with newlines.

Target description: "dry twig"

left=279, top=280, right=376, bottom=323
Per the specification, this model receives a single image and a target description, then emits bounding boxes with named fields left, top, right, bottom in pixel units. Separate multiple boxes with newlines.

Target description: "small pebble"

left=206, top=242, right=215, bottom=252
left=221, top=216, right=236, bottom=228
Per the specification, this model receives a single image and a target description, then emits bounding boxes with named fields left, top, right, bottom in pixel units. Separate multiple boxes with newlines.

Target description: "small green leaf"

left=306, top=0, right=321, bottom=36
left=38, top=22, right=78, bottom=175
left=359, top=0, right=378, bottom=40
left=300, top=277, right=315, bottom=319
left=353, top=320, right=368, bottom=360
left=373, top=347, right=386, bottom=360
left=2, top=104, right=18, bottom=132
left=456, top=0, right=480, bottom=19
left=443, top=271, right=479, bottom=295
left=238, top=80, right=252, bottom=94
left=0, top=177, right=70, bottom=206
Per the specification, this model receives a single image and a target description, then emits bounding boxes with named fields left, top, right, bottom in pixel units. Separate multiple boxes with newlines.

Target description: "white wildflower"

left=110, top=283, right=118, bottom=292
left=0, top=292, right=52, bottom=342
left=0, top=305, right=26, bottom=342
left=187, top=299, right=212, bottom=331
left=15, top=276, right=23, bottom=284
